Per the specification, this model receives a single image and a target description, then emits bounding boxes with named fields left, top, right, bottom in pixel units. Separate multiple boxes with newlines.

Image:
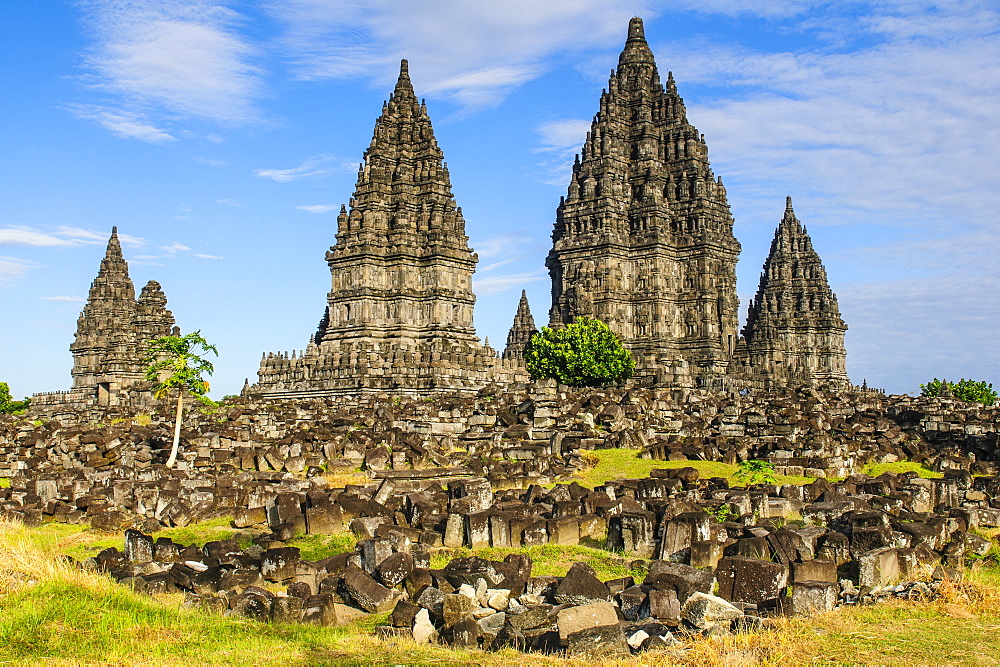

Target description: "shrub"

left=921, top=378, right=998, bottom=406
left=524, top=316, right=635, bottom=387
left=734, top=459, right=777, bottom=486
left=0, top=383, right=29, bottom=415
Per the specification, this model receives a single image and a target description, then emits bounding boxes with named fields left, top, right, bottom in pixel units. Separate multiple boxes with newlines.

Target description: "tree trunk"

left=166, top=392, right=184, bottom=468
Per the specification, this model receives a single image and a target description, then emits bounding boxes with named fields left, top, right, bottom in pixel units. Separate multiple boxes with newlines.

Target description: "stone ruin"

left=2, top=385, right=997, bottom=655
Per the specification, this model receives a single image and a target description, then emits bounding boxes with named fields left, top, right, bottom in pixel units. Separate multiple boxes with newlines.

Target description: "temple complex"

left=545, top=17, right=742, bottom=388
left=33, top=17, right=854, bottom=402
left=32, top=228, right=176, bottom=411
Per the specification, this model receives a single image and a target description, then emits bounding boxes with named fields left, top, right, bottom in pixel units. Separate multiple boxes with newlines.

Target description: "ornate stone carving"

left=502, top=290, right=538, bottom=360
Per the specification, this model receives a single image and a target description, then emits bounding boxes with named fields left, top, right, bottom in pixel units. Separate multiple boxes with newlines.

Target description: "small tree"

left=144, top=331, right=218, bottom=468
left=0, top=382, right=30, bottom=415
left=524, top=316, right=635, bottom=387
left=921, top=378, right=997, bottom=406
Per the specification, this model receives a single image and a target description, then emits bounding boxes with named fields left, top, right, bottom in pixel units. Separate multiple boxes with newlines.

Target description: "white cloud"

left=217, top=198, right=242, bottom=207
left=256, top=155, right=356, bottom=182
left=196, top=157, right=227, bottom=166
left=193, top=253, right=223, bottom=259
left=41, top=295, right=86, bottom=302
left=160, top=243, right=192, bottom=253
left=79, top=0, right=265, bottom=126
left=266, top=0, right=657, bottom=108
left=66, top=104, right=176, bottom=143
left=296, top=204, right=339, bottom=214
left=0, top=257, right=36, bottom=284
left=473, top=234, right=535, bottom=260
left=473, top=270, right=547, bottom=295
left=0, top=228, right=78, bottom=247
left=532, top=118, right=590, bottom=185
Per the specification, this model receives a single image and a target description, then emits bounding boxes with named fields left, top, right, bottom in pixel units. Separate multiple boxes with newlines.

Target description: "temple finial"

left=628, top=17, right=645, bottom=40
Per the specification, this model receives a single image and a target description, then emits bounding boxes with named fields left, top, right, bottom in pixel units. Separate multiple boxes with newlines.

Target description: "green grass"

left=863, top=460, right=944, bottom=479
left=286, top=532, right=359, bottom=561
left=572, top=448, right=814, bottom=488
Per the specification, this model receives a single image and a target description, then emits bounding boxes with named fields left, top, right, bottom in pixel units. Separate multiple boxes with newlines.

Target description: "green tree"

left=0, top=382, right=30, bottom=415
left=524, top=316, right=635, bottom=387
left=144, top=331, right=218, bottom=468
left=920, top=378, right=997, bottom=406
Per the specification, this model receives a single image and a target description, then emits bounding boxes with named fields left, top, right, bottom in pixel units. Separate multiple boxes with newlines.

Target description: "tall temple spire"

left=546, top=16, right=741, bottom=387
left=68, top=228, right=175, bottom=401
left=741, top=198, right=849, bottom=388
left=254, top=57, right=510, bottom=398
left=502, top=290, right=538, bottom=360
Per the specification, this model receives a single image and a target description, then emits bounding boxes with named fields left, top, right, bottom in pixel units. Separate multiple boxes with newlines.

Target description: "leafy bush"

left=0, top=383, right=30, bottom=415
left=920, top=378, right=998, bottom=406
left=734, top=459, right=777, bottom=486
left=524, top=316, right=635, bottom=387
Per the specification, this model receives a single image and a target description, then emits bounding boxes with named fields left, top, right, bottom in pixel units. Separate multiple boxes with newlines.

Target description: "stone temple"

left=253, top=16, right=849, bottom=397
left=36, top=17, right=852, bottom=405
left=32, top=228, right=177, bottom=411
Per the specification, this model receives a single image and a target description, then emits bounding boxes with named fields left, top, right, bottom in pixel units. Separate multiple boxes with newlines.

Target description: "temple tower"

left=254, top=60, right=513, bottom=397
left=741, top=198, right=849, bottom=388
left=502, top=290, right=538, bottom=360
left=67, top=228, right=175, bottom=405
left=546, top=17, right=741, bottom=386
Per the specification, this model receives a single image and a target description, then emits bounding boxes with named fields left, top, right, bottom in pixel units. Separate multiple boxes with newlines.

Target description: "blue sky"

left=1, top=0, right=997, bottom=399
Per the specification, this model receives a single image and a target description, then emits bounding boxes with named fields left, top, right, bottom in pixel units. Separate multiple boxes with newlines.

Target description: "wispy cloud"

left=66, top=104, right=176, bottom=143
left=217, top=198, right=242, bottom=207
left=474, top=270, right=547, bottom=295
left=256, top=155, right=357, bottom=182
left=41, top=295, right=86, bottom=302
left=0, top=257, right=36, bottom=284
left=160, top=243, right=192, bottom=253
left=532, top=118, right=590, bottom=185
left=0, top=228, right=78, bottom=247
left=74, top=0, right=265, bottom=140
left=193, top=253, right=223, bottom=259
left=266, top=0, right=656, bottom=109
left=296, top=204, right=339, bottom=214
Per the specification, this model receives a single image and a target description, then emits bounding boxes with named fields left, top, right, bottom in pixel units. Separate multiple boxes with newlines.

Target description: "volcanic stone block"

left=357, top=538, right=393, bottom=574
left=507, top=604, right=554, bottom=632
left=124, top=529, right=154, bottom=562
left=680, top=592, right=743, bottom=630
left=416, top=586, right=446, bottom=622
left=389, top=599, right=421, bottom=628
left=261, top=547, right=301, bottom=582
left=305, top=505, right=343, bottom=534
left=449, top=614, right=480, bottom=648
left=522, top=519, right=548, bottom=546
left=690, top=540, right=724, bottom=569
left=341, top=565, right=396, bottom=613
left=404, top=568, right=433, bottom=599
left=618, top=585, right=649, bottom=621
left=648, top=588, right=680, bottom=623
left=791, top=581, right=838, bottom=615
left=658, top=512, right=710, bottom=562
left=548, top=516, right=581, bottom=545
left=302, top=593, right=338, bottom=626
left=489, top=512, right=512, bottom=548
left=412, top=608, right=438, bottom=644
left=557, top=601, right=620, bottom=642
left=715, top=556, right=788, bottom=605
left=564, top=624, right=629, bottom=656
left=607, top=511, right=657, bottom=557
left=234, top=590, right=273, bottom=622
left=465, top=511, right=491, bottom=548
left=442, top=593, right=477, bottom=628
left=233, top=507, right=267, bottom=528
left=792, top=559, right=837, bottom=583
left=377, top=551, right=414, bottom=588
left=858, top=547, right=902, bottom=587
left=271, top=595, right=305, bottom=624
left=645, top=561, right=714, bottom=604
left=444, top=514, right=465, bottom=548
left=555, top=562, right=611, bottom=605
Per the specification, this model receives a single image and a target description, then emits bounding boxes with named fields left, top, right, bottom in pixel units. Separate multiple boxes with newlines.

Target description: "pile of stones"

left=89, top=524, right=963, bottom=657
